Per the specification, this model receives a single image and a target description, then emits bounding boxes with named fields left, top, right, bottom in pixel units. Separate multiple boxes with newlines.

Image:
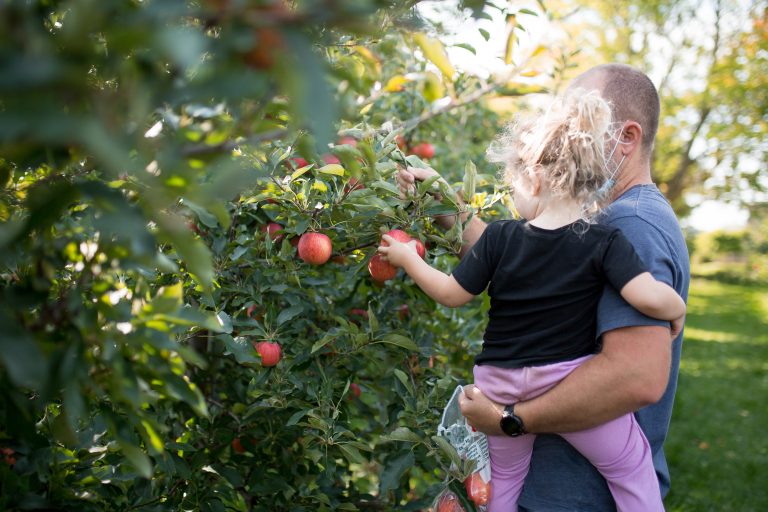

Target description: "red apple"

left=349, top=383, right=362, bottom=399
left=260, top=222, right=284, bottom=242
left=413, top=239, right=426, bottom=259
left=344, top=177, right=365, bottom=192
left=349, top=308, right=369, bottom=322
left=464, top=471, right=491, bottom=506
left=395, top=134, right=408, bottom=151
left=368, top=253, right=397, bottom=282
left=246, top=304, right=264, bottom=322
left=409, top=142, right=435, bottom=159
left=298, top=232, right=332, bottom=265
left=254, top=341, right=281, bottom=367
left=321, top=154, right=341, bottom=165
left=231, top=438, right=246, bottom=454
left=337, top=136, right=358, bottom=146
left=383, top=229, right=412, bottom=245
left=290, top=157, right=309, bottom=168
left=436, top=491, right=465, bottom=512
left=243, top=27, right=284, bottom=70
left=187, top=221, right=205, bottom=236
left=397, top=304, right=410, bottom=321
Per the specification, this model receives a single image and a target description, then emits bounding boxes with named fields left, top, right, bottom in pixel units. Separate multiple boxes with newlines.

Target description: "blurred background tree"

left=546, top=0, right=767, bottom=217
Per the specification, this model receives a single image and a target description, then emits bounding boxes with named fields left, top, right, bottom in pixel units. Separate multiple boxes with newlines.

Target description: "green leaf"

left=453, top=43, right=477, bottom=55
left=311, top=336, right=334, bottom=354
left=379, top=450, right=415, bottom=493
left=380, top=427, right=422, bottom=444
left=215, top=311, right=233, bottom=334
left=367, top=305, right=379, bottom=332
left=479, top=28, right=491, bottom=41
left=0, top=312, right=47, bottom=389
left=286, top=409, right=310, bottom=426
left=283, top=33, right=337, bottom=148
left=118, top=441, right=153, bottom=479
left=291, top=164, right=314, bottom=181
left=369, top=180, right=400, bottom=196
left=393, top=368, right=414, bottom=396
left=219, top=335, right=258, bottom=364
left=405, top=155, right=431, bottom=169
left=377, top=333, right=419, bottom=351
left=277, top=305, right=303, bottom=326
left=156, top=212, right=214, bottom=290
left=432, top=435, right=463, bottom=470
left=147, top=282, right=183, bottom=315
left=163, top=373, right=209, bottom=417
left=413, top=33, right=456, bottom=81
left=183, top=199, right=219, bottom=228
left=463, top=160, right=477, bottom=199
left=338, top=444, right=367, bottom=465
left=318, top=164, right=345, bottom=176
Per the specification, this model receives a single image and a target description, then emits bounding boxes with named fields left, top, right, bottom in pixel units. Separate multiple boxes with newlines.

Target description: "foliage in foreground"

left=0, top=0, right=546, bottom=509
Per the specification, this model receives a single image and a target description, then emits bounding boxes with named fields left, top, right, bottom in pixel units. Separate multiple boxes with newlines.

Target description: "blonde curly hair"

left=487, top=89, right=619, bottom=218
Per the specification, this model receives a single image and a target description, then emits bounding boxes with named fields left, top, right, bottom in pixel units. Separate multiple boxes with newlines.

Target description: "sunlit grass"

left=664, top=273, right=768, bottom=511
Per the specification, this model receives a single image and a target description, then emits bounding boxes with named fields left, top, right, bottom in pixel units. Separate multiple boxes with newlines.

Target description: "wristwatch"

left=500, top=404, right=527, bottom=437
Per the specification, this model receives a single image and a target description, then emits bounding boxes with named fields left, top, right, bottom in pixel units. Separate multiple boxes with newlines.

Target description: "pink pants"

left=474, top=355, right=664, bottom=512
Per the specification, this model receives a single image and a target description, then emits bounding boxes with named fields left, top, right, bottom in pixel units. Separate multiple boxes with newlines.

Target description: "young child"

left=378, top=90, right=684, bottom=512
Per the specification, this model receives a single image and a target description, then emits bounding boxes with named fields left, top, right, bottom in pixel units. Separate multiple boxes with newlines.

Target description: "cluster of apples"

left=368, top=229, right=426, bottom=283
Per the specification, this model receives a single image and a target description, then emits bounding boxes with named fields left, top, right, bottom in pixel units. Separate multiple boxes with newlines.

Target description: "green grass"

left=664, top=274, right=768, bottom=511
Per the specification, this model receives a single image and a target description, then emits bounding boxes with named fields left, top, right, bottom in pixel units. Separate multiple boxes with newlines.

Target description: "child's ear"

left=530, top=166, right=542, bottom=196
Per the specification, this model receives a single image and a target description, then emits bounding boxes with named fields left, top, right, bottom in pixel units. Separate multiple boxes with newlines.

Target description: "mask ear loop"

left=598, top=127, right=629, bottom=197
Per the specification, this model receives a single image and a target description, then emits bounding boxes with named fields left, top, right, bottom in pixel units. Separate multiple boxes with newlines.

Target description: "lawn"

left=664, top=273, right=768, bottom=511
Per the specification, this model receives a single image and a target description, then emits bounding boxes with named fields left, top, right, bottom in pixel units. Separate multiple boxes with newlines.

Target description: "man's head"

left=569, top=64, right=660, bottom=161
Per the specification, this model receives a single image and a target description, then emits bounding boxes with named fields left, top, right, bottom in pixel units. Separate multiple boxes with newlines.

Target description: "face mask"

left=597, top=123, right=631, bottom=197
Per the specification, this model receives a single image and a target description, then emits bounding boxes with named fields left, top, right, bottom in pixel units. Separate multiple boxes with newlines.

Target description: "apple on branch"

left=298, top=232, right=332, bottom=265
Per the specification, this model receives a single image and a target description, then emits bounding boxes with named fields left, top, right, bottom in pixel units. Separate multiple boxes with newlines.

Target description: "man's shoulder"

left=604, top=185, right=677, bottom=230
left=603, top=185, right=686, bottom=254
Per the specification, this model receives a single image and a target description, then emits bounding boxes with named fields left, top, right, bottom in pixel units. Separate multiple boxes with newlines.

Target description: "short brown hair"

left=571, top=64, right=660, bottom=152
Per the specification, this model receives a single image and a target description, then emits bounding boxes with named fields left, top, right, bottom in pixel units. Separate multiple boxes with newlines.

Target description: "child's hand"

left=377, top=234, right=419, bottom=268
left=670, top=313, right=685, bottom=340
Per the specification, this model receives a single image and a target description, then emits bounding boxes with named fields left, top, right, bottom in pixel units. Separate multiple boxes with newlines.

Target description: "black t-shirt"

left=452, top=219, right=648, bottom=368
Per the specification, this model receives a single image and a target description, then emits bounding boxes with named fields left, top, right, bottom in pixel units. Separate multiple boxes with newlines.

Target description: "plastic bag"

left=433, top=385, right=492, bottom=511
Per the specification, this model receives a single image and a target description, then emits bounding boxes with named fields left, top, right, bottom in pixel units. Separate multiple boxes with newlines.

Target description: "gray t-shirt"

left=518, top=184, right=691, bottom=511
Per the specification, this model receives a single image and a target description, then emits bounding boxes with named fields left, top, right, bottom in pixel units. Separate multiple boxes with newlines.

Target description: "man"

left=397, top=63, right=690, bottom=510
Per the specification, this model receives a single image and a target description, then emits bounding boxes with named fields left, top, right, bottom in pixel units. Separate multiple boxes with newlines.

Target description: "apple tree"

left=0, top=0, right=547, bottom=509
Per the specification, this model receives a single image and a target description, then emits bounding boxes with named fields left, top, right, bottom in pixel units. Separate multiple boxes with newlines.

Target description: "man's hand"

left=670, top=314, right=685, bottom=340
left=458, top=385, right=505, bottom=436
left=396, top=165, right=442, bottom=199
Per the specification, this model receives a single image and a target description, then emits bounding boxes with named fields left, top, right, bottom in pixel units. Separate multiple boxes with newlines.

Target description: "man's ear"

left=620, top=121, right=643, bottom=157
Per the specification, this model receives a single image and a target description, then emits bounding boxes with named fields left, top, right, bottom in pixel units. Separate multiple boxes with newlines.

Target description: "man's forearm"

left=515, top=325, right=672, bottom=433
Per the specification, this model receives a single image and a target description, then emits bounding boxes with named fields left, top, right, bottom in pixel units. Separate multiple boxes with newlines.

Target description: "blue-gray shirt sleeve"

left=596, top=216, right=675, bottom=335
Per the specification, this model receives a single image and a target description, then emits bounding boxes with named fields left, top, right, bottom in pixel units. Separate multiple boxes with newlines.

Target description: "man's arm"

left=460, top=324, right=672, bottom=434
left=396, top=166, right=487, bottom=257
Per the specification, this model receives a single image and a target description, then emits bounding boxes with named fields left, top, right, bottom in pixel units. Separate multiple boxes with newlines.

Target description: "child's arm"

left=620, top=272, right=685, bottom=329
left=378, top=235, right=475, bottom=308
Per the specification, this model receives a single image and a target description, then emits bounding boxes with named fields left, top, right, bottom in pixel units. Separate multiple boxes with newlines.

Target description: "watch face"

left=501, top=407, right=525, bottom=437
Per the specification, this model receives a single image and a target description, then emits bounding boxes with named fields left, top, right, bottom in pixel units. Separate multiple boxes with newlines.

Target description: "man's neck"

left=611, top=161, right=654, bottom=200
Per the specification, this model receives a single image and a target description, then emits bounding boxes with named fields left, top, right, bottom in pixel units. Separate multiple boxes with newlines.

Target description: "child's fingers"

left=381, top=234, right=394, bottom=244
